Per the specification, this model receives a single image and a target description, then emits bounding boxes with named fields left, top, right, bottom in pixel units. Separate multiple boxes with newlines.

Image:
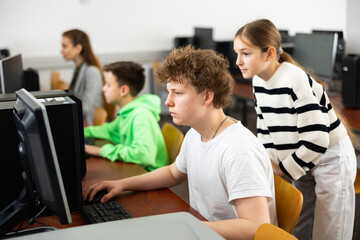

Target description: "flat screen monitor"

left=0, top=90, right=85, bottom=218
left=312, top=30, right=343, bottom=39
left=215, top=41, right=241, bottom=76
left=13, top=88, right=72, bottom=224
left=0, top=89, right=72, bottom=238
left=0, top=54, right=23, bottom=94
left=0, top=49, right=10, bottom=60
left=194, top=27, right=216, bottom=50
left=292, top=32, right=338, bottom=84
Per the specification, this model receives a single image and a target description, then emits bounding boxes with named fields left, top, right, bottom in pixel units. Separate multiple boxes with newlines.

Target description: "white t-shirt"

left=176, top=121, right=277, bottom=224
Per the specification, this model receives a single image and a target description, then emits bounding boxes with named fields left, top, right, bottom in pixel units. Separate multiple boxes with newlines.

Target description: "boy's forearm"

left=204, top=218, right=266, bottom=240
left=120, top=163, right=185, bottom=191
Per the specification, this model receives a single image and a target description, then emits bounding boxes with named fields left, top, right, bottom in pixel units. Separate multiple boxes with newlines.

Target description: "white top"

left=253, top=62, right=347, bottom=180
left=176, top=121, right=277, bottom=225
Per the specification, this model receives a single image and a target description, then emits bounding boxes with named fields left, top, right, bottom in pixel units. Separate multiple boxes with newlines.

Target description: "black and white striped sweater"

left=253, top=62, right=347, bottom=180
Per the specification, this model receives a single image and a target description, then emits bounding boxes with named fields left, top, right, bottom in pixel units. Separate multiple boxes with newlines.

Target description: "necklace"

left=212, top=116, right=228, bottom=139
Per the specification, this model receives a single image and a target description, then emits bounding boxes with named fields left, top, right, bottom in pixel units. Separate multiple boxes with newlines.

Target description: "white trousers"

left=292, top=136, right=357, bottom=240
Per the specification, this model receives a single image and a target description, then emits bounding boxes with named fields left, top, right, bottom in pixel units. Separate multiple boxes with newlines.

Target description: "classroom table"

left=25, top=157, right=205, bottom=230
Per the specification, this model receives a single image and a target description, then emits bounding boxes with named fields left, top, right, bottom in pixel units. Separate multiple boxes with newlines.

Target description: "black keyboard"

left=81, top=201, right=133, bottom=224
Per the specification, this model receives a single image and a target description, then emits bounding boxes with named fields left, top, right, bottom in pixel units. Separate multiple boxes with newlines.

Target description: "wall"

left=0, top=0, right=348, bottom=90
left=346, top=0, right=360, bottom=54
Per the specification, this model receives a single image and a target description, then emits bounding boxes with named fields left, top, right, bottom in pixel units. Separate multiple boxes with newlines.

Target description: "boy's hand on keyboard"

left=84, top=180, right=124, bottom=203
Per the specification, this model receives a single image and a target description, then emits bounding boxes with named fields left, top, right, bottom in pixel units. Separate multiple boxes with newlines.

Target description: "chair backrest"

left=254, top=223, right=298, bottom=240
left=161, top=122, right=184, bottom=163
left=355, top=169, right=360, bottom=195
left=102, top=95, right=117, bottom=122
left=93, top=107, right=108, bottom=126
left=50, top=70, right=69, bottom=90
left=274, top=174, right=303, bottom=234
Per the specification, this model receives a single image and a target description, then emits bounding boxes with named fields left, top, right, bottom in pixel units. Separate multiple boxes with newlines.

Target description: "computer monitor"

left=292, top=32, right=338, bottom=84
left=215, top=41, right=241, bottom=77
left=0, top=90, right=85, bottom=215
left=0, top=89, right=72, bottom=238
left=0, top=54, right=23, bottom=94
left=312, top=30, right=343, bottom=39
left=312, top=30, right=345, bottom=80
left=0, top=49, right=10, bottom=60
left=194, top=27, right=216, bottom=50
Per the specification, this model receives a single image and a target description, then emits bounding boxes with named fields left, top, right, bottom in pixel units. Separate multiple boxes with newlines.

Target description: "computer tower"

left=22, top=68, right=40, bottom=91
left=0, top=91, right=85, bottom=212
left=342, top=54, right=360, bottom=109
left=0, top=101, right=24, bottom=213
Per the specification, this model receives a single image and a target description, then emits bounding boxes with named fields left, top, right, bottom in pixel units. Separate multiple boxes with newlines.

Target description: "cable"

left=2, top=205, right=57, bottom=239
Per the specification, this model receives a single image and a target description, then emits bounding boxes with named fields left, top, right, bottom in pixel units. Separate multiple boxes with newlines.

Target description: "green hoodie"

left=84, top=94, right=169, bottom=171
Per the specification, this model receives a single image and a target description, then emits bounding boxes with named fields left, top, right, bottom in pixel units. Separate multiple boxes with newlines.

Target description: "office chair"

left=50, top=70, right=69, bottom=90
left=93, top=107, right=108, bottom=126
left=161, top=122, right=184, bottom=163
left=254, top=223, right=298, bottom=240
left=274, top=174, right=303, bottom=234
left=355, top=169, right=360, bottom=195
left=103, top=98, right=117, bottom=122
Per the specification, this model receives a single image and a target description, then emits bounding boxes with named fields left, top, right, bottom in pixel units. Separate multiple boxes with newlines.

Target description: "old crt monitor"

left=0, top=54, right=23, bottom=94
left=0, top=89, right=71, bottom=238
left=292, top=32, right=338, bottom=84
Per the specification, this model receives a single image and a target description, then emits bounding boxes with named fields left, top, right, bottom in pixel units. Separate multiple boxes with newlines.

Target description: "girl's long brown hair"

left=235, top=19, right=357, bottom=146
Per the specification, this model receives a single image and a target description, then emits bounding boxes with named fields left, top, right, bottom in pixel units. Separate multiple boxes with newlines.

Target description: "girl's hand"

left=270, top=159, right=285, bottom=176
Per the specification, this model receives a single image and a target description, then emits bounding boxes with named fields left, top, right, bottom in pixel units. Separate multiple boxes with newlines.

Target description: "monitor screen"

left=292, top=33, right=338, bottom=83
left=13, top=88, right=72, bottom=225
left=0, top=54, right=23, bottom=94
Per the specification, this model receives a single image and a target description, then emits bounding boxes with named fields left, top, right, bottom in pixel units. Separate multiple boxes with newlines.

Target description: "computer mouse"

left=87, top=189, right=108, bottom=204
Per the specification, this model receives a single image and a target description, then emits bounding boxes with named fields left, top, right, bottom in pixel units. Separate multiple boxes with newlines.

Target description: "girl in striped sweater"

left=233, top=19, right=357, bottom=240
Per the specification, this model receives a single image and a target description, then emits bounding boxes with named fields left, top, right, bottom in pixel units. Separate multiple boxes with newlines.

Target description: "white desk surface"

left=10, top=212, right=224, bottom=240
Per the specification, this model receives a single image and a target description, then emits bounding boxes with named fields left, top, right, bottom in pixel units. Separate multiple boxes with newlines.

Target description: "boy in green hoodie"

left=84, top=61, right=169, bottom=171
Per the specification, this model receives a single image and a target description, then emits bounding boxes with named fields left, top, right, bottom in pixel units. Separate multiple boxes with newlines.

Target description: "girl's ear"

left=75, top=44, right=83, bottom=55
left=266, top=46, right=277, bottom=62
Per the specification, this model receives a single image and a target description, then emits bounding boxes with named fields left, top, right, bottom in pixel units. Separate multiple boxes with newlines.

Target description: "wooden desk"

left=29, top=157, right=205, bottom=229
left=233, top=82, right=254, bottom=101
left=329, top=94, right=360, bottom=131
left=231, top=82, right=254, bottom=126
